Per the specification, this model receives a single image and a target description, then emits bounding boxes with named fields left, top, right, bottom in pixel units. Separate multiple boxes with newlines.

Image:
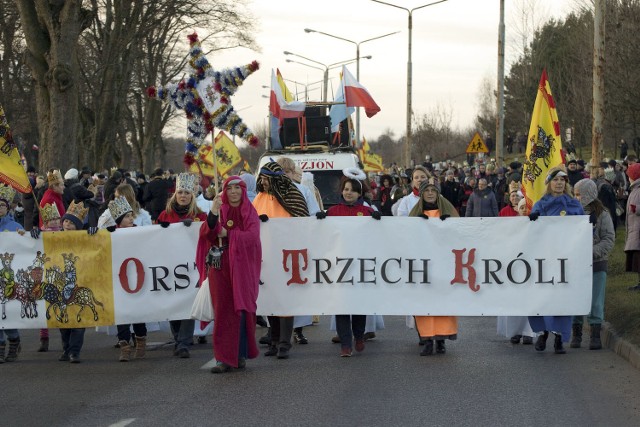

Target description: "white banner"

left=0, top=216, right=592, bottom=329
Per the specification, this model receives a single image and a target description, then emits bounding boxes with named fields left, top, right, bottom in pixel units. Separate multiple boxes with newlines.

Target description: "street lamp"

left=282, top=75, right=324, bottom=101
left=371, top=0, right=448, bottom=167
left=304, top=28, right=399, bottom=145
left=283, top=51, right=372, bottom=103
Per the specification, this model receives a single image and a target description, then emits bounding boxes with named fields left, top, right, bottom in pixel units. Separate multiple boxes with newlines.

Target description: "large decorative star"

left=147, top=32, right=259, bottom=166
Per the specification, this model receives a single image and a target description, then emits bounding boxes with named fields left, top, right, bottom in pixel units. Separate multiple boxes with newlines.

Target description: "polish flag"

left=342, top=65, right=381, bottom=118
left=269, top=69, right=305, bottom=121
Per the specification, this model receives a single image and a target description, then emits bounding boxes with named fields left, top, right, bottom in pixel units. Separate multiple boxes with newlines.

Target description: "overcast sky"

left=173, top=0, right=579, bottom=145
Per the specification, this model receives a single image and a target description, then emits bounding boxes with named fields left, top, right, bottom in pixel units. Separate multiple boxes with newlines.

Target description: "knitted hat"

left=47, top=169, right=63, bottom=186
left=62, top=200, right=88, bottom=230
left=604, top=167, right=616, bottom=183
left=64, top=168, right=79, bottom=180
left=0, top=184, right=16, bottom=207
left=40, top=202, right=61, bottom=224
left=574, top=178, right=598, bottom=207
left=517, top=197, right=527, bottom=213
left=108, top=196, right=133, bottom=225
left=175, top=173, right=198, bottom=193
left=627, top=163, right=640, bottom=182
left=419, top=176, right=440, bottom=194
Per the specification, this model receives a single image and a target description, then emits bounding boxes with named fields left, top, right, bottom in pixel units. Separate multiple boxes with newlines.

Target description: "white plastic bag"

left=190, top=278, right=214, bottom=321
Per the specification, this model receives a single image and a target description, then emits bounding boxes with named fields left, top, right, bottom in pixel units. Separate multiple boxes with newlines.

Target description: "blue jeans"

left=117, top=323, right=147, bottom=342
left=574, top=271, right=606, bottom=325
left=0, top=329, right=19, bottom=344
left=170, top=319, right=195, bottom=351
left=336, top=315, right=366, bottom=348
left=60, top=328, right=86, bottom=356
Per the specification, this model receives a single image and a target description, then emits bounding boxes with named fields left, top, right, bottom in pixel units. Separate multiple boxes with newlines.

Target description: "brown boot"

left=37, top=337, right=49, bottom=352
left=134, top=336, right=146, bottom=359
left=118, top=340, right=131, bottom=362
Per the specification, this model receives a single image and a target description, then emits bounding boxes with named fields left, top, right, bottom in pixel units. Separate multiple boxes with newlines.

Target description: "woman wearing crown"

left=157, top=172, right=207, bottom=359
left=196, top=176, right=261, bottom=373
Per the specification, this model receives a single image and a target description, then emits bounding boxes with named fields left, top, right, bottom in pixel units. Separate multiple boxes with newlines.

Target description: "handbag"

left=190, top=278, right=214, bottom=322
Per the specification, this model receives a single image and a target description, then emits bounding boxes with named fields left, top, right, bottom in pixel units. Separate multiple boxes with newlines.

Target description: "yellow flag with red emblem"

left=0, top=105, right=32, bottom=193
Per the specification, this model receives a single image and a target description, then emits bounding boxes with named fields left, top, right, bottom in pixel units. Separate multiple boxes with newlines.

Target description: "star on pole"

left=147, top=32, right=260, bottom=166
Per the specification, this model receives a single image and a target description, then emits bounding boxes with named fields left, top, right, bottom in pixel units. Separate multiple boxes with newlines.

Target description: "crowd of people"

left=0, top=152, right=638, bottom=370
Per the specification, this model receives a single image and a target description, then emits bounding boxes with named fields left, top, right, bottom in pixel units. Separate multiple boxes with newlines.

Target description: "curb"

left=602, top=322, right=640, bottom=370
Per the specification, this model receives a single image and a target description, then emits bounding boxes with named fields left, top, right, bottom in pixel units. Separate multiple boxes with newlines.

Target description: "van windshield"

left=311, top=170, right=345, bottom=208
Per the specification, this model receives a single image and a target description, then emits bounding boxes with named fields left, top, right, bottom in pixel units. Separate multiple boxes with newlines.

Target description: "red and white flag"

left=269, top=69, right=305, bottom=121
left=342, top=65, right=380, bottom=118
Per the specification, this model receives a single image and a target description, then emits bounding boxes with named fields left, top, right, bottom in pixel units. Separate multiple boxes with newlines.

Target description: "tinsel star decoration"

left=147, top=32, right=260, bottom=166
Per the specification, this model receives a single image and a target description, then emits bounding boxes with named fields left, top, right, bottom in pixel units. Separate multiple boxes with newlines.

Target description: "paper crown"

left=509, top=181, right=521, bottom=193
left=0, top=184, right=16, bottom=205
left=108, top=196, right=133, bottom=223
left=66, top=200, right=89, bottom=222
left=47, top=169, right=63, bottom=186
left=41, top=202, right=61, bottom=224
left=176, top=173, right=198, bottom=193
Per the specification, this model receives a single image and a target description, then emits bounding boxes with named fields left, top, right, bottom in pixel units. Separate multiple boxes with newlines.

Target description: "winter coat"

left=465, top=188, right=498, bottom=217
left=624, top=180, right=640, bottom=252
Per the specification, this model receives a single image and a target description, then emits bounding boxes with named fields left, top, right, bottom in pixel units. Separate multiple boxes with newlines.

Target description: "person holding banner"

left=571, top=179, right=614, bottom=350
left=197, top=176, right=261, bottom=373
left=409, top=177, right=459, bottom=356
left=322, top=168, right=381, bottom=357
left=157, top=172, right=207, bottom=359
left=252, top=161, right=308, bottom=359
left=528, top=165, right=584, bottom=354
left=395, top=166, right=430, bottom=217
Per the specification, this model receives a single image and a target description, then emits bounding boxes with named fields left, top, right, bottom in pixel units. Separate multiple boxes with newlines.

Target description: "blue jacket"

left=0, top=215, right=24, bottom=232
left=531, top=193, right=584, bottom=217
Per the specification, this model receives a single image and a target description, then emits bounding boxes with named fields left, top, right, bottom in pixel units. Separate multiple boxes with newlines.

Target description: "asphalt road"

left=2, top=316, right=639, bottom=427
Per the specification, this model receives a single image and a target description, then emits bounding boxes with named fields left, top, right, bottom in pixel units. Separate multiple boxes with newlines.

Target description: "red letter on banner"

left=119, top=257, right=144, bottom=294
left=282, top=249, right=308, bottom=285
left=450, top=248, right=479, bottom=292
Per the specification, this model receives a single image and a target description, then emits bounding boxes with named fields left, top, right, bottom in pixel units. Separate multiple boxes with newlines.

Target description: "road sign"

left=466, top=132, right=489, bottom=154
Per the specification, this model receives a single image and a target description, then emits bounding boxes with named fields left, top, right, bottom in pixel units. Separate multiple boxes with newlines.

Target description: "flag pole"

left=212, top=130, right=219, bottom=194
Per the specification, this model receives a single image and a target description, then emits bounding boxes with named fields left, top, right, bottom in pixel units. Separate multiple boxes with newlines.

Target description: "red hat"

left=627, top=163, right=640, bottom=182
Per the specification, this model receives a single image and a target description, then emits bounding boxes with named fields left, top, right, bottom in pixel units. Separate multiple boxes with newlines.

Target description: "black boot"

left=0, top=343, right=5, bottom=364
left=264, top=342, right=278, bottom=357
left=570, top=324, right=582, bottom=348
left=589, top=324, right=602, bottom=350
left=293, top=327, right=308, bottom=344
left=435, top=340, right=446, bottom=354
left=535, top=331, right=549, bottom=351
left=420, top=339, right=434, bottom=356
left=5, top=338, right=21, bottom=362
left=259, top=327, right=271, bottom=345
left=553, top=334, right=566, bottom=354
left=510, top=335, right=522, bottom=344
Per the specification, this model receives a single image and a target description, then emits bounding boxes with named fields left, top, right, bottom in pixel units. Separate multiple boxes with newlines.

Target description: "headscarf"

left=240, top=173, right=257, bottom=202
left=409, top=177, right=459, bottom=218
left=257, top=162, right=309, bottom=217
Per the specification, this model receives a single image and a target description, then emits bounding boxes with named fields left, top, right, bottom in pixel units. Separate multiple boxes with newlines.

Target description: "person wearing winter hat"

left=528, top=164, right=584, bottom=354
left=64, top=168, right=79, bottom=181
left=409, top=177, right=459, bottom=356
left=572, top=179, right=614, bottom=349
left=624, top=162, right=640, bottom=291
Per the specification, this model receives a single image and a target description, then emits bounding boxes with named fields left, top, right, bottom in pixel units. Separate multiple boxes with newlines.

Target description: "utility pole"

left=496, top=0, right=505, bottom=167
left=592, top=0, right=605, bottom=168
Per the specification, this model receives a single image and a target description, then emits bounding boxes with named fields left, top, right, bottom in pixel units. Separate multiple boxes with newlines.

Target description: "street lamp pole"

left=304, top=28, right=399, bottom=146
left=371, top=0, right=447, bottom=167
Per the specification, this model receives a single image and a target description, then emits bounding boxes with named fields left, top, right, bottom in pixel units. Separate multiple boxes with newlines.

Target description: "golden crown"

left=66, top=200, right=89, bottom=222
left=41, top=202, right=61, bottom=223
left=176, top=173, right=198, bottom=193
left=47, top=169, right=63, bottom=186
left=0, top=184, right=16, bottom=205
left=108, top=196, right=132, bottom=222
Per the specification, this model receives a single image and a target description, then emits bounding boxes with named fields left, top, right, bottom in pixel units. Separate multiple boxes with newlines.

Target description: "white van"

left=257, top=147, right=363, bottom=209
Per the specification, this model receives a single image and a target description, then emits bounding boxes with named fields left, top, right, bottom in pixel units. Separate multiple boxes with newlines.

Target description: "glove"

left=315, top=211, right=327, bottom=220
left=259, top=214, right=269, bottom=222
left=371, top=211, right=382, bottom=220
left=528, top=212, right=540, bottom=221
left=589, top=212, right=597, bottom=225
left=159, top=221, right=170, bottom=228
left=182, top=218, right=193, bottom=227
left=30, top=227, right=40, bottom=239
left=440, top=214, right=451, bottom=221
left=106, top=226, right=116, bottom=233
left=419, top=213, right=429, bottom=220
left=87, top=226, right=98, bottom=235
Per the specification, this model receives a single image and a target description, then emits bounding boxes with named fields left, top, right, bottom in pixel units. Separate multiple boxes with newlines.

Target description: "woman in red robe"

left=197, top=176, right=262, bottom=373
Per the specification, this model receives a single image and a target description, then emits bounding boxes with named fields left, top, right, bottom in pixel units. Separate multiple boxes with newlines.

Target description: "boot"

left=436, top=340, right=446, bottom=354
left=134, top=336, right=146, bottom=359
left=6, top=338, right=21, bottom=362
left=535, top=331, right=549, bottom=351
left=570, top=324, right=582, bottom=348
left=259, top=328, right=271, bottom=345
left=553, top=334, right=566, bottom=354
left=118, top=340, right=131, bottom=362
left=293, top=327, right=308, bottom=344
left=420, top=339, right=434, bottom=356
left=589, top=324, right=602, bottom=350
left=264, top=342, right=278, bottom=357
left=0, top=343, right=5, bottom=364
left=37, top=337, right=49, bottom=352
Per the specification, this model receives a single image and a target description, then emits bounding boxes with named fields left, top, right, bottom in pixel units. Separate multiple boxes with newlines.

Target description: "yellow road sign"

left=465, top=132, right=489, bottom=154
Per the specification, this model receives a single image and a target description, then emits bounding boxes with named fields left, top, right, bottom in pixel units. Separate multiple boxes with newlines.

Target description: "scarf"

left=257, top=162, right=309, bottom=217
